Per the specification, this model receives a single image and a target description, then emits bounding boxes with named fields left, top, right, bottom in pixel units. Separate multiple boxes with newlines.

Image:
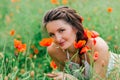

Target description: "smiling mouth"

left=59, top=42, right=65, bottom=46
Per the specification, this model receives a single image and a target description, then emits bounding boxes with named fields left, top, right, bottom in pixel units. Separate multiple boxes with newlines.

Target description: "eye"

left=59, top=29, right=65, bottom=33
left=49, top=33, right=55, bottom=37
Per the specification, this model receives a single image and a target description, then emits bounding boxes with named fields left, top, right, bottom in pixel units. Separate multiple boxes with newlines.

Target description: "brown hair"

left=43, top=6, right=88, bottom=42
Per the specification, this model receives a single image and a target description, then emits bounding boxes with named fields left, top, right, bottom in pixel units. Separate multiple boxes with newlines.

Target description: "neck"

left=67, top=45, right=78, bottom=54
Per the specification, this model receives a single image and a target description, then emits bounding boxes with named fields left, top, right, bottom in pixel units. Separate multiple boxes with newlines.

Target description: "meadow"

left=0, top=0, right=120, bottom=80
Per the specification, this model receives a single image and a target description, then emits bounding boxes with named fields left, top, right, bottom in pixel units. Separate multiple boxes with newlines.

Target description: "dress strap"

left=84, top=53, right=87, bottom=61
left=66, top=50, right=70, bottom=60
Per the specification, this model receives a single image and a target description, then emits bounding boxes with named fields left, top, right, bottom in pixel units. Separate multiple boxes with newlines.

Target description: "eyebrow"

left=57, top=27, right=64, bottom=31
left=49, top=27, right=65, bottom=33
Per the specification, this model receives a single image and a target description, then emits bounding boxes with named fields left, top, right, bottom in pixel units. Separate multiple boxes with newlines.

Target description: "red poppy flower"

left=84, top=29, right=99, bottom=39
left=34, top=48, right=39, bottom=54
left=91, top=30, right=99, bottom=38
left=50, top=60, right=57, bottom=70
left=39, top=38, right=53, bottom=47
left=80, top=46, right=90, bottom=54
left=74, top=40, right=86, bottom=49
left=107, top=7, right=112, bottom=13
left=84, top=29, right=92, bottom=38
left=62, top=0, right=68, bottom=4
left=50, top=0, right=59, bottom=4
left=10, top=29, right=15, bottom=36
left=14, top=39, right=26, bottom=52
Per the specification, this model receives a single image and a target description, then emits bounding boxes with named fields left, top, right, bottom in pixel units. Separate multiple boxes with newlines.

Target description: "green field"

left=0, top=0, right=120, bottom=80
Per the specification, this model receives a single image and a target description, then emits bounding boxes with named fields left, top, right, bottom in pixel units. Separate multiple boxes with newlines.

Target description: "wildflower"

left=93, top=51, right=99, bottom=61
left=87, top=17, right=91, bottom=21
left=80, top=46, right=90, bottom=54
left=4, top=76, right=8, bottom=80
left=107, top=7, right=112, bottom=13
left=29, top=54, right=33, bottom=58
left=50, top=0, right=59, bottom=4
left=84, top=29, right=99, bottom=39
left=106, top=36, right=112, bottom=41
left=80, top=16, right=84, bottom=22
left=62, top=0, right=68, bottom=4
left=31, top=45, right=35, bottom=49
left=11, top=0, right=19, bottom=3
left=30, top=70, right=35, bottom=77
left=90, top=30, right=99, bottom=38
left=74, top=40, right=86, bottom=49
left=10, top=29, right=15, bottom=36
left=13, top=66, right=18, bottom=71
left=84, top=29, right=92, bottom=38
left=114, top=45, right=119, bottom=50
left=15, top=77, right=19, bottom=80
left=33, top=55, right=37, bottom=59
left=31, top=63, right=35, bottom=69
left=14, top=39, right=26, bottom=52
left=39, top=38, right=53, bottom=47
left=20, top=69, right=25, bottom=74
left=34, top=48, right=39, bottom=54
left=50, top=60, right=57, bottom=70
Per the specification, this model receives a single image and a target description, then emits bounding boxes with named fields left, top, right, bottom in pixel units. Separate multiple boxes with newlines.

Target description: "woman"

left=41, top=6, right=118, bottom=80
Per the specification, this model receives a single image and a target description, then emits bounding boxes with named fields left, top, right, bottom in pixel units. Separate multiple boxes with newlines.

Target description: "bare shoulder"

left=87, top=37, right=109, bottom=52
left=86, top=37, right=110, bottom=66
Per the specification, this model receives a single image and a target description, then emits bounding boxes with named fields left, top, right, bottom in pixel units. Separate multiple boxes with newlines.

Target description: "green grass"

left=0, top=0, right=120, bottom=80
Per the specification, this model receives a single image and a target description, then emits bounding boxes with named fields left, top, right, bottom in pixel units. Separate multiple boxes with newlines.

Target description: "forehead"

left=46, top=20, right=73, bottom=32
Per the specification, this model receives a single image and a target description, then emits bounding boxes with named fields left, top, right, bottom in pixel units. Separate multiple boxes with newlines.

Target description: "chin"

left=60, top=45, right=69, bottom=50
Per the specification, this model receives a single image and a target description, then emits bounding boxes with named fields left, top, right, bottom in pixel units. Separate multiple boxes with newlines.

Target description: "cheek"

left=66, top=31, right=76, bottom=41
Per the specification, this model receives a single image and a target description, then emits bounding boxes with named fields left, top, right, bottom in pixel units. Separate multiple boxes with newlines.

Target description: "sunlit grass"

left=0, top=0, right=120, bottom=79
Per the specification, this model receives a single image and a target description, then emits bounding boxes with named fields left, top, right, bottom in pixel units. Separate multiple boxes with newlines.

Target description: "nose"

left=54, top=34, right=62, bottom=42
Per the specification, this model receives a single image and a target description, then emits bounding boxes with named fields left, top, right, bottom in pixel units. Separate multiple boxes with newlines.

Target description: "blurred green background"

left=0, top=0, right=120, bottom=79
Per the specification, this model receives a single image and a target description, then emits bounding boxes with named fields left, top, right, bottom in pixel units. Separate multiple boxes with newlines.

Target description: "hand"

left=46, top=72, right=78, bottom=80
left=46, top=72, right=65, bottom=80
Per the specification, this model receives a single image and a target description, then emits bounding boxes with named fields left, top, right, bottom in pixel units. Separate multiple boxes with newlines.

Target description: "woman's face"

left=46, top=20, right=77, bottom=50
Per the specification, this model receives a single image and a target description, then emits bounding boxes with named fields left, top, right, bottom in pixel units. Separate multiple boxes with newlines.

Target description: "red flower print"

left=93, top=51, right=99, bottom=61
left=93, top=38, right=96, bottom=45
left=39, top=38, right=53, bottom=47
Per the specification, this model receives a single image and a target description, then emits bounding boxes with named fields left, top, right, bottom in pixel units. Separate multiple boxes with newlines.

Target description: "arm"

left=89, top=37, right=110, bottom=79
left=47, top=45, right=78, bottom=80
left=46, top=72, right=78, bottom=80
left=47, top=45, right=64, bottom=70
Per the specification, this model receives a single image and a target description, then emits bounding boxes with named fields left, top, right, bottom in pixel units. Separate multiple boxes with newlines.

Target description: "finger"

left=53, top=75, right=65, bottom=80
left=46, top=73, right=58, bottom=78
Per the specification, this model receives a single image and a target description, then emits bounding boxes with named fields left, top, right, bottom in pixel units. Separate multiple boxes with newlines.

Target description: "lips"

left=59, top=42, right=65, bottom=46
